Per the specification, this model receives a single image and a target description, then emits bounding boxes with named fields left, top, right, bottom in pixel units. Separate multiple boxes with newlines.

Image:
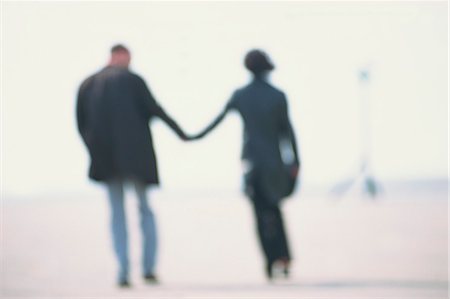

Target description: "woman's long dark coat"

left=76, top=66, right=185, bottom=185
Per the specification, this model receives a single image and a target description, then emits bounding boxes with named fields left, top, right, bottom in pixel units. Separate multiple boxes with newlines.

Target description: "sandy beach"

left=1, top=188, right=448, bottom=298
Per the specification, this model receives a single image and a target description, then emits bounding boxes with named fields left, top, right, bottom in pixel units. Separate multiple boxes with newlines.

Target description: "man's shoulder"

left=95, top=66, right=140, bottom=80
left=79, top=72, right=97, bottom=91
left=128, top=71, right=145, bottom=83
left=79, top=68, right=141, bottom=92
left=81, top=68, right=107, bottom=84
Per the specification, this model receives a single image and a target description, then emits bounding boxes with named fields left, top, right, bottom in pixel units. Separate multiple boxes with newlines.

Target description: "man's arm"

left=135, top=76, right=188, bottom=140
left=153, top=105, right=189, bottom=140
left=76, top=78, right=92, bottom=143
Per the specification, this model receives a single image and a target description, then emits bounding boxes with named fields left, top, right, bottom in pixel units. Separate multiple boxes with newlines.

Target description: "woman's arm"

left=190, top=91, right=238, bottom=140
left=190, top=107, right=229, bottom=140
left=280, top=95, right=300, bottom=166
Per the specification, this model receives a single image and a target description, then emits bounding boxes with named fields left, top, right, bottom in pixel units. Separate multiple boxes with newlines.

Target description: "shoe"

left=283, top=265, right=290, bottom=278
left=118, top=279, right=131, bottom=288
left=144, top=274, right=159, bottom=284
left=266, top=258, right=291, bottom=280
left=265, top=263, right=274, bottom=280
left=279, top=259, right=291, bottom=278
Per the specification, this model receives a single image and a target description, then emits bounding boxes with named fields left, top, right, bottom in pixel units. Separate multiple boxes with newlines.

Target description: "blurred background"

left=1, top=1, right=448, bottom=298
left=3, top=1, right=448, bottom=198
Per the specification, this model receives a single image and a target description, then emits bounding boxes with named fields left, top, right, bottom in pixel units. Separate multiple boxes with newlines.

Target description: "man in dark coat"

left=76, top=44, right=188, bottom=287
left=191, top=49, right=300, bottom=280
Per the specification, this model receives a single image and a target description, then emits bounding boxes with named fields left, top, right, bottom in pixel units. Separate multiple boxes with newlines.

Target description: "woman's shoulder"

left=265, top=81, right=286, bottom=97
left=242, top=80, right=286, bottom=99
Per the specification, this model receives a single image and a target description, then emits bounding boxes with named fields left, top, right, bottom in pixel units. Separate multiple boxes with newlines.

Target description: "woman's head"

left=244, top=49, right=274, bottom=75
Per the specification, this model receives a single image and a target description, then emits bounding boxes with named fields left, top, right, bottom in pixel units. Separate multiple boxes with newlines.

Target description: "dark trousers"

left=248, top=180, right=291, bottom=266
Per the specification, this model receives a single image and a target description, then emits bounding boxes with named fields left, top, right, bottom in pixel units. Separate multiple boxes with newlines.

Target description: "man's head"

left=109, top=44, right=131, bottom=68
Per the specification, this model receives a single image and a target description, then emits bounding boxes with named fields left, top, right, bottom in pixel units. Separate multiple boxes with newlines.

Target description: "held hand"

left=182, top=134, right=202, bottom=141
left=178, top=131, right=201, bottom=141
left=185, top=133, right=205, bottom=141
left=177, top=132, right=188, bottom=141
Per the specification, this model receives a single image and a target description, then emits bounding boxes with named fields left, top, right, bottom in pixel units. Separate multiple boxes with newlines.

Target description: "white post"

left=358, top=66, right=379, bottom=198
left=331, top=66, right=380, bottom=198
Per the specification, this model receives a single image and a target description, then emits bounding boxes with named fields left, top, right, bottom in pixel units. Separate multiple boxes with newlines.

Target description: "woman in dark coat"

left=192, top=49, right=300, bottom=279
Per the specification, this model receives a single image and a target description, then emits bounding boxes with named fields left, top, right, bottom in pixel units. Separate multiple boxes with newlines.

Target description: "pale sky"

left=2, top=1, right=448, bottom=197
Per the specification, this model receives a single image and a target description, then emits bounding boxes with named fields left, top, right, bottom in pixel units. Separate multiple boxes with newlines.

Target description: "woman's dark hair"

left=244, top=49, right=275, bottom=75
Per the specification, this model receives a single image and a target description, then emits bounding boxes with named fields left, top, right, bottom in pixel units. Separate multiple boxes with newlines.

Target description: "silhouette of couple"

left=76, top=44, right=300, bottom=287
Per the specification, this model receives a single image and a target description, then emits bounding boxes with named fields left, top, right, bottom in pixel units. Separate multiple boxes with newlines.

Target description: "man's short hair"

left=111, top=44, right=129, bottom=54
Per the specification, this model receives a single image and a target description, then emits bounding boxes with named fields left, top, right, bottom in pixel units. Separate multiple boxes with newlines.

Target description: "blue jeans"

left=106, top=179, right=157, bottom=282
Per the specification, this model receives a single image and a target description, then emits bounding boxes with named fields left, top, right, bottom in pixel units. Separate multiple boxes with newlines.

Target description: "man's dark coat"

left=76, top=66, right=185, bottom=185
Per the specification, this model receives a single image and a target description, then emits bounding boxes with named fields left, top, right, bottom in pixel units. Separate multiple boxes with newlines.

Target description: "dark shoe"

left=265, top=263, right=274, bottom=280
left=266, top=259, right=291, bottom=280
left=144, top=274, right=159, bottom=284
left=280, top=259, right=291, bottom=278
left=118, top=279, right=131, bottom=288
